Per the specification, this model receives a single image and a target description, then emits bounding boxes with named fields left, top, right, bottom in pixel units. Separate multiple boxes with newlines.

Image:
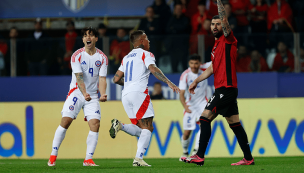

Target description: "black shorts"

left=205, top=87, right=239, bottom=117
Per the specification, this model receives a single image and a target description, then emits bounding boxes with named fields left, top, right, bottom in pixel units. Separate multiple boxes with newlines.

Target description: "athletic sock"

left=51, top=125, right=67, bottom=156
left=197, top=117, right=211, bottom=158
left=181, top=136, right=190, bottom=153
left=135, top=129, right=152, bottom=159
left=121, top=124, right=142, bottom=137
left=230, top=122, right=253, bottom=160
left=85, top=131, right=99, bottom=160
left=194, top=129, right=201, bottom=151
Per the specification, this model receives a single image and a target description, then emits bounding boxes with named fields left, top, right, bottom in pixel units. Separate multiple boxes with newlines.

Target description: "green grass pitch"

left=0, top=157, right=303, bottom=173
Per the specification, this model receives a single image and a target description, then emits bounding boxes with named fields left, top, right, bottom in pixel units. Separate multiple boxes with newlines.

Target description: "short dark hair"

left=10, top=26, right=18, bottom=31
left=98, top=23, right=106, bottom=29
left=154, top=82, right=162, bottom=86
left=130, top=30, right=145, bottom=44
left=81, top=26, right=98, bottom=37
left=189, top=54, right=201, bottom=61
left=66, top=20, right=75, bottom=26
left=212, top=15, right=220, bottom=20
left=198, top=0, right=206, bottom=6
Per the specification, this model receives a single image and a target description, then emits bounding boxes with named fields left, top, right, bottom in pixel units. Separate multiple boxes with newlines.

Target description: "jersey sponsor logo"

left=95, top=110, right=100, bottom=114
left=62, top=0, right=90, bottom=13
left=95, top=60, right=101, bottom=67
left=81, top=61, right=86, bottom=65
left=220, top=94, right=224, bottom=99
left=69, top=105, right=74, bottom=111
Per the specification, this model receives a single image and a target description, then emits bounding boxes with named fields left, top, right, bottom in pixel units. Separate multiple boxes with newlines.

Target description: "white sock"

left=121, top=124, right=142, bottom=137
left=85, top=131, right=99, bottom=160
left=51, top=125, right=67, bottom=156
left=181, top=136, right=190, bottom=153
left=135, top=129, right=152, bottom=159
left=194, top=129, right=201, bottom=151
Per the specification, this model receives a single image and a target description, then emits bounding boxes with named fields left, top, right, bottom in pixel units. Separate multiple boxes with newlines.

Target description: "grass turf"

left=0, top=157, right=303, bottom=173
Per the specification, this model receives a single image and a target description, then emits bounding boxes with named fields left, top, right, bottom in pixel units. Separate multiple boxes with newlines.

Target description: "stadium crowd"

left=0, top=0, right=304, bottom=76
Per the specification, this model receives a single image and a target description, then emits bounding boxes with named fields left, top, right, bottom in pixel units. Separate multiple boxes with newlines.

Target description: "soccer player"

left=48, top=27, right=108, bottom=167
left=179, top=54, right=211, bottom=161
left=109, top=30, right=180, bottom=167
left=181, top=0, right=254, bottom=166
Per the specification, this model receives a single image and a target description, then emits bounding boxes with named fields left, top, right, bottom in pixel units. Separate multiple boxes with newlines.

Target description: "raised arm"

left=217, top=0, right=231, bottom=37
left=75, top=73, right=91, bottom=101
left=99, top=76, right=107, bottom=102
left=113, top=70, right=124, bottom=86
left=148, top=64, right=180, bottom=93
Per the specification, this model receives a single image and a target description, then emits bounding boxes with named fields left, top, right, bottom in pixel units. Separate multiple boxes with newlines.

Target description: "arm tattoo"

left=217, top=0, right=231, bottom=37
left=150, top=65, right=170, bottom=84
left=113, top=73, right=124, bottom=86
left=75, top=73, right=86, bottom=94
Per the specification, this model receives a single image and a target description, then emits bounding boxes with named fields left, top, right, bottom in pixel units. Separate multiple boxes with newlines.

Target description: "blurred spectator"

left=249, top=50, right=269, bottom=72
left=206, top=0, right=218, bottom=17
left=96, top=23, right=107, bottom=51
left=289, top=0, right=304, bottom=32
left=236, top=45, right=251, bottom=72
left=25, top=18, right=50, bottom=76
left=189, top=1, right=210, bottom=54
left=151, top=0, right=172, bottom=34
left=138, top=6, right=162, bottom=36
left=150, top=82, right=164, bottom=100
left=203, top=19, right=215, bottom=62
left=0, top=35, right=6, bottom=76
left=272, top=41, right=294, bottom=72
left=224, top=3, right=238, bottom=31
left=173, top=0, right=201, bottom=18
left=166, top=3, right=190, bottom=72
left=267, top=0, right=293, bottom=33
left=109, top=28, right=130, bottom=74
left=229, top=0, right=252, bottom=33
left=138, top=6, right=162, bottom=66
left=250, top=0, right=268, bottom=33
left=60, top=20, right=77, bottom=74
left=4, top=27, right=27, bottom=76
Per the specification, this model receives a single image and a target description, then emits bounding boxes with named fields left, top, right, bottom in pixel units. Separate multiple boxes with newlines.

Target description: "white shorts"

left=122, top=90, right=154, bottom=125
left=61, top=90, right=101, bottom=122
left=183, top=100, right=207, bottom=130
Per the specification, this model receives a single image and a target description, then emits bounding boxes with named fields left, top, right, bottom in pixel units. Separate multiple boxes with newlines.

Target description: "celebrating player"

left=179, top=54, right=211, bottom=161
left=48, top=27, right=108, bottom=167
left=109, top=30, right=180, bottom=167
left=181, top=0, right=254, bottom=166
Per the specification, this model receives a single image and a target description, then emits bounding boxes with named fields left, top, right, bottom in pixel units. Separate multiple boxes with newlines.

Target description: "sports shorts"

left=205, top=87, right=239, bottom=117
left=122, top=89, right=154, bottom=125
left=183, top=100, right=208, bottom=130
left=61, top=90, right=101, bottom=122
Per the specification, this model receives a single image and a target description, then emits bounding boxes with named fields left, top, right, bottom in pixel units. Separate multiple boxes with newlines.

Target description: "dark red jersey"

left=211, top=31, right=238, bottom=89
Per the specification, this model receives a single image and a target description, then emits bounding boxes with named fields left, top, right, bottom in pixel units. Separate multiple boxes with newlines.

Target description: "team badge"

left=69, top=105, right=74, bottom=111
left=95, top=60, right=101, bottom=67
left=62, top=0, right=90, bottom=13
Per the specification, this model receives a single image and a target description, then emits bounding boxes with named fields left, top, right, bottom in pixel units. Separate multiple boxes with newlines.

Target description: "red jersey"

left=211, top=31, right=238, bottom=89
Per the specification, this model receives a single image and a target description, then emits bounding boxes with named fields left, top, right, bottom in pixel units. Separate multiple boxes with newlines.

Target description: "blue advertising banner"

left=0, top=0, right=151, bottom=19
left=1, top=72, right=304, bottom=102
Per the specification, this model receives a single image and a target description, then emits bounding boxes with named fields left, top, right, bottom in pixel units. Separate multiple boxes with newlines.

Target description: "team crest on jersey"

left=69, top=105, right=74, bottom=111
left=95, top=60, right=102, bottom=67
left=62, top=0, right=90, bottom=13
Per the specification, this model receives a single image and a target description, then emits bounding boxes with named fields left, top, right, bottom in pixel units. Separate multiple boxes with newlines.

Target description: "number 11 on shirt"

left=125, top=60, right=133, bottom=82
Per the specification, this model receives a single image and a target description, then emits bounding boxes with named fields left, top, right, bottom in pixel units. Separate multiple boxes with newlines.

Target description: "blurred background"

left=0, top=0, right=304, bottom=159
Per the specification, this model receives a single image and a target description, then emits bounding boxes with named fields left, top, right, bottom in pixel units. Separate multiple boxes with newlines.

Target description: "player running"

left=181, top=0, right=254, bottom=166
left=179, top=54, right=211, bottom=161
left=109, top=30, right=180, bottom=167
left=48, top=27, right=108, bottom=167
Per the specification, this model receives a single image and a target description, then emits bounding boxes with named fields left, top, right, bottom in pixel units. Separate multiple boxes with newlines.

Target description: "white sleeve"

left=71, top=54, right=82, bottom=73
left=99, top=56, right=108, bottom=77
left=179, top=72, right=187, bottom=90
left=144, top=52, right=156, bottom=69
left=118, top=63, right=124, bottom=72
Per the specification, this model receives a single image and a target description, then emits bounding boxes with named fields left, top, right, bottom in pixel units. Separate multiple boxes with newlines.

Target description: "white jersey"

left=118, top=48, right=156, bottom=97
left=69, top=47, right=108, bottom=97
left=179, top=62, right=212, bottom=107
